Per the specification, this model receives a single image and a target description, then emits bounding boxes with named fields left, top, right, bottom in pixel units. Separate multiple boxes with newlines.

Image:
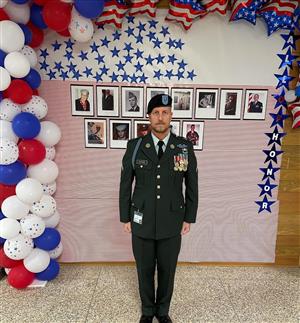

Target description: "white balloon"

left=4, top=51, right=30, bottom=78
left=27, top=159, right=59, bottom=184
left=0, top=138, right=18, bottom=164
left=0, top=98, right=22, bottom=121
left=35, top=121, right=61, bottom=146
left=0, top=120, right=18, bottom=143
left=45, top=146, right=56, bottom=160
left=48, top=242, right=63, bottom=259
left=24, top=248, right=50, bottom=273
left=30, top=194, right=56, bottom=218
left=0, top=0, right=8, bottom=8
left=4, top=2, right=30, bottom=24
left=285, top=90, right=297, bottom=103
left=21, top=96, right=48, bottom=120
left=16, top=178, right=43, bottom=205
left=0, top=66, right=11, bottom=91
left=20, top=46, right=37, bottom=68
left=0, top=20, right=25, bottom=53
left=69, top=8, right=94, bottom=43
left=4, top=234, right=34, bottom=260
left=43, top=210, right=60, bottom=228
left=20, top=215, right=45, bottom=238
left=42, top=181, right=57, bottom=195
left=2, top=195, right=30, bottom=220
left=0, top=218, right=20, bottom=239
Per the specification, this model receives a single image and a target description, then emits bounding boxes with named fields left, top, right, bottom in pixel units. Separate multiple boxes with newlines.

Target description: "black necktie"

left=157, top=141, right=164, bottom=160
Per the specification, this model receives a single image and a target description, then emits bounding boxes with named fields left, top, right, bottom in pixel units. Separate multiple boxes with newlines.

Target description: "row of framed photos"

left=72, top=84, right=269, bottom=120
left=85, top=118, right=205, bottom=150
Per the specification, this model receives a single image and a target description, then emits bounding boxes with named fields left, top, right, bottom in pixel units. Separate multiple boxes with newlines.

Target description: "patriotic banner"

left=289, top=103, right=300, bottom=128
left=128, top=0, right=160, bottom=17
left=200, top=0, right=229, bottom=16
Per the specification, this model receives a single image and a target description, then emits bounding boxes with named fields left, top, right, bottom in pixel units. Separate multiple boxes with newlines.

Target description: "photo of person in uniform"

left=137, top=123, right=151, bottom=137
left=119, top=94, right=198, bottom=323
left=113, top=123, right=129, bottom=140
left=102, top=89, right=114, bottom=111
left=224, top=93, right=237, bottom=115
left=248, top=93, right=263, bottom=113
left=198, top=92, right=215, bottom=109
left=87, top=121, right=104, bottom=144
left=186, top=124, right=199, bottom=146
left=173, top=91, right=191, bottom=111
left=128, top=92, right=140, bottom=112
left=75, top=89, right=90, bottom=111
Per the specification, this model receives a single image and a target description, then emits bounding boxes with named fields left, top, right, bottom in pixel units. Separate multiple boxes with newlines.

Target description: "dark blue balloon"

left=34, top=228, right=61, bottom=251
left=0, top=161, right=27, bottom=186
left=0, top=211, right=5, bottom=220
left=0, top=237, right=5, bottom=245
left=74, top=0, right=104, bottom=19
left=11, top=0, right=29, bottom=3
left=30, top=4, right=48, bottom=30
left=295, top=86, right=300, bottom=97
left=12, top=112, right=41, bottom=139
left=36, top=259, right=60, bottom=281
left=0, top=92, right=3, bottom=103
left=24, top=68, right=41, bottom=89
left=18, top=24, right=32, bottom=45
left=0, top=49, right=6, bottom=67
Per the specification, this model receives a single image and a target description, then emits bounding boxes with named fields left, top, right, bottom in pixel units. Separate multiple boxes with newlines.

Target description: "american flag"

left=95, top=0, right=129, bottom=29
left=230, top=0, right=269, bottom=24
left=166, top=0, right=207, bottom=30
left=289, top=102, right=300, bottom=128
left=200, top=0, right=229, bottom=16
left=247, top=92, right=253, bottom=112
left=128, top=0, right=160, bottom=17
left=258, top=0, right=298, bottom=35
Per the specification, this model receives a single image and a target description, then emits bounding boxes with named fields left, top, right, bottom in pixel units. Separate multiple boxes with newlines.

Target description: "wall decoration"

left=146, top=87, right=169, bottom=109
left=182, top=121, right=204, bottom=150
left=84, top=118, right=107, bottom=148
left=71, top=84, right=94, bottom=116
left=133, top=119, right=151, bottom=138
left=121, top=86, right=144, bottom=118
left=243, top=89, right=268, bottom=120
left=195, top=88, right=218, bottom=119
left=96, top=85, right=119, bottom=117
left=170, top=120, right=181, bottom=136
left=171, top=88, right=193, bottom=118
left=109, top=119, right=131, bottom=149
left=219, top=89, right=243, bottom=120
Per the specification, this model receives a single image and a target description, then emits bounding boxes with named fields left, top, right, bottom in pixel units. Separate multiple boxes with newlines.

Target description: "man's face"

left=228, top=96, right=233, bottom=102
left=191, top=125, right=195, bottom=131
left=254, top=94, right=259, bottom=101
left=129, top=96, right=137, bottom=108
left=149, top=107, right=172, bottom=134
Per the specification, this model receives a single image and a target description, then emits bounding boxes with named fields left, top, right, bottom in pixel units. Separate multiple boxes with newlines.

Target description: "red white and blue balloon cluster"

left=255, top=14, right=300, bottom=213
left=0, top=16, right=62, bottom=288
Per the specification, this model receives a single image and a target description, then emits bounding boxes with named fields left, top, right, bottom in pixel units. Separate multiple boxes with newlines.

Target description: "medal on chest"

left=173, top=148, right=188, bottom=172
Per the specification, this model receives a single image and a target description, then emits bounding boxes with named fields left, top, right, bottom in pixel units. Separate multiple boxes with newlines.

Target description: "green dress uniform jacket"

left=119, top=132, right=198, bottom=240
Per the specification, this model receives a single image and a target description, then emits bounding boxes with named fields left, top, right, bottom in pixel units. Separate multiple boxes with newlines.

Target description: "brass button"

left=140, top=165, right=143, bottom=168
left=157, top=195, right=160, bottom=199
left=157, top=175, right=160, bottom=179
left=157, top=185, right=160, bottom=189
left=157, top=165, right=160, bottom=168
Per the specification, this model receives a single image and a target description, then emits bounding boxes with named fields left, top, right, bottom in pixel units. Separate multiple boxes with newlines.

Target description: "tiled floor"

left=0, top=264, right=299, bottom=323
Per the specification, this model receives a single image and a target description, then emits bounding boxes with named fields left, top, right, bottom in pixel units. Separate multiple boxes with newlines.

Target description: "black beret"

left=147, top=94, right=172, bottom=114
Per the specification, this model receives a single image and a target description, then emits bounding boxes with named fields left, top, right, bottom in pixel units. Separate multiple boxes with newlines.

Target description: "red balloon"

left=42, top=0, right=72, bottom=32
left=6, top=79, right=33, bottom=104
left=7, top=264, right=35, bottom=289
left=0, top=8, right=9, bottom=21
left=0, top=183, right=16, bottom=207
left=0, top=248, right=22, bottom=268
left=32, top=89, right=39, bottom=96
left=57, top=28, right=70, bottom=37
left=27, top=22, right=44, bottom=48
left=33, top=0, right=49, bottom=5
left=18, top=139, right=46, bottom=165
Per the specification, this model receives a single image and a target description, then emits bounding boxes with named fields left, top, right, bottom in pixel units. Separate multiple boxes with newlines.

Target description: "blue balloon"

left=0, top=237, right=5, bottom=245
left=74, top=0, right=104, bottom=19
left=0, top=49, right=6, bottom=67
left=36, top=259, right=60, bottom=281
left=0, top=211, right=5, bottom=220
left=0, top=92, right=3, bottom=103
left=11, top=0, right=29, bottom=3
left=18, top=24, right=32, bottom=45
left=295, top=86, right=300, bottom=97
left=24, top=68, right=41, bottom=89
left=34, top=228, right=61, bottom=251
left=0, top=161, right=27, bottom=185
left=12, top=112, right=41, bottom=139
left=30, top=4, right=48, bottom=29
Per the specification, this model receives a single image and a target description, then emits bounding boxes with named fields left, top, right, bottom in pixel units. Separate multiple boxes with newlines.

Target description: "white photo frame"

left=146, top=87, right=169, bottom=109
left=243, top=89, right=268, bottom=120
left=109, top=119, right=131, bottom=149
left=171, top=88, right=193, bottom=118
left=219, top=89, right=243, bottom=120
left=182, top=121, right=205, bottom=150
left=133, top=120, right=151, bottom=138
left=195, top=88, right=218, bottom=119
left=96, top=86, right=119, bottom=117
left=170, top=120, right=181, bottom=136
left=84, top=118, right=107, bottom=148
left=71, top=84, right=94, bottom=116
left=121, top=87, right=144, bottom=118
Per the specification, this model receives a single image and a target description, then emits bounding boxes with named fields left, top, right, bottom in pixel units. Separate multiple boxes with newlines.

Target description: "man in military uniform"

left=186, top=124, right=199, bottom=146
left=119, top=94, right=198, bottom=323
left=248, top=94, right=263, bottom=113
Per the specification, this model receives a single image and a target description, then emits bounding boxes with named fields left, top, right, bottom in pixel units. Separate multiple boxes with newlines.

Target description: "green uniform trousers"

left=132, top=233, right=182, bottom=316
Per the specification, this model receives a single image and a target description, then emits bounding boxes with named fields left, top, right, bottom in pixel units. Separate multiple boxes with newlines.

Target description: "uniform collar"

left=151, top=131, right=171, bottom=147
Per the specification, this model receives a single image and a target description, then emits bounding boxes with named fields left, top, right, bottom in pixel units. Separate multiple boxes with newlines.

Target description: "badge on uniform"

left=173, top=151, right=188, bottom=172
left=133, top=210, right=143, bottom=224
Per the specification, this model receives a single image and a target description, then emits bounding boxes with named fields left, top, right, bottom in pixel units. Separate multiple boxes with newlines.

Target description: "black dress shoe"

left=139, top=315, right=154, bottom=323
left=156, top=315, right=172, bottom=323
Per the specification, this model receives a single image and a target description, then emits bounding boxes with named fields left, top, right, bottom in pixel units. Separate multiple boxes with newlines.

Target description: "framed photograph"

left=195, top=89, right=218, bottom=119
left=84, top=118, right=107, bottom=148
left=182, top=121, right=205, bottom=150
left=146, top=87, right=169, bottom=108
left=243, top=89, right=268, bottom=120
left=170, top=120, right=181, bottom=136
left=71, top=84, right=94, bottom=116
left=171, top=88, right=193, bottom=118
left=133, top=120, right=151, bottom=138
left=121, top=87, right=144, bottom=118
left=96, top=86, right=119, bottom=117
left=110, top=119, right=131, bottom=149
left=219, top=89, right=243, bottom=120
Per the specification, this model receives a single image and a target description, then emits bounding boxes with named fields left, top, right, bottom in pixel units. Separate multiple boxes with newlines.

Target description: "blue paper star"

left=274, top=68, right=294, bottom=90
left=146, top=31, right=156, bottom=41
left=269, top=107, right=289, bottom=128
left=90, top=42, right=99, bottom=53
left=165, top=69, right=174, bottom=80
left=145, top=54, right=154, bottom=65
left=281, top=32, right=299, bottom=50
left=95, top=54, right=105, bottom=64
left=111, top=46, right=120, bottom=57
left=130, top=74, right=138, bottom=83
left=121, top=72, right=129, bottom=82
left=187, top=69, right=196, bottom=80
left=258, top=178, right=277, bottom=197
left=178, top=59, right=187, bottom=70
left=148, top=20, right=158, bottom=29
left=126, top=16, right=135, bottom=24
left=134, top=49, right=144, bottom=59
left=83, top=67, right=93, bottom=78
left=59, top=70, right=68, bottom=80
left=154, top=70, right=163, bottom=80
left=39, top=60, right=49, bottom=71
left=78, top=51, right=88, bottom=61
left=94, top=72, right=103, bottom=82
left=52, top=41, right=62, bottom=51
left=116, top=61, right=125, bottom=71
left=72, top=69, right=81, bottom=80
left=166, top=38, right=176, bottom=49
left=112, top=30, right=121, bottom=40
left=47, top=70, right=56, bottom=80
left=272, top=89, right=287, bottom=109
left=265, top=126, right=286, bottom=146
left=160, top=26, right=170, bottom=37
left=64, top=39, right=74, bottom=49
left=156, top=54, right=165, bottom=64
left=175, top=39, right=185, bottom=50
left=64, top=50, right=74, bottom=61
left=255, top=195, right=276, bottom=213
left=137, top=22, right=146, bottom=32
left=135, top=33, right=144, bottom=44
left=67, top=61, right=76, bottom=72
left=260, top=161, right=280, bottom=181
left=123, top=42, right=133, bottom=52
left=175, top=69, right=184, bottom=80
left=139, top=73, right=148, bottom=83
left=135, top=61, right=143, bottom=72
left=100, top=66, right=110, bottom=75
left=40, top=48, right=49, bottom=59
left=152, top=37, right=162, bottom=49
left=125, top=26, right=135, bottom=37
left=168, top=54, right=177, bottom=65
left=124, top=53, right=133, bottom=63
left=263, top=143, right=283, bottom=163
left=277, top=48, right=298, bottom=69
left=54, top=61, right=63, bottom=71
left=101, top=36, right=110, bottom=48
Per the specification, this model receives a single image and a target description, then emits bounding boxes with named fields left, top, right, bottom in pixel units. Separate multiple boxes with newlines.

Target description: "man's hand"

left=181, top=222, right=191, bottom=235
left=123, top=222, right=131, bottom=233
